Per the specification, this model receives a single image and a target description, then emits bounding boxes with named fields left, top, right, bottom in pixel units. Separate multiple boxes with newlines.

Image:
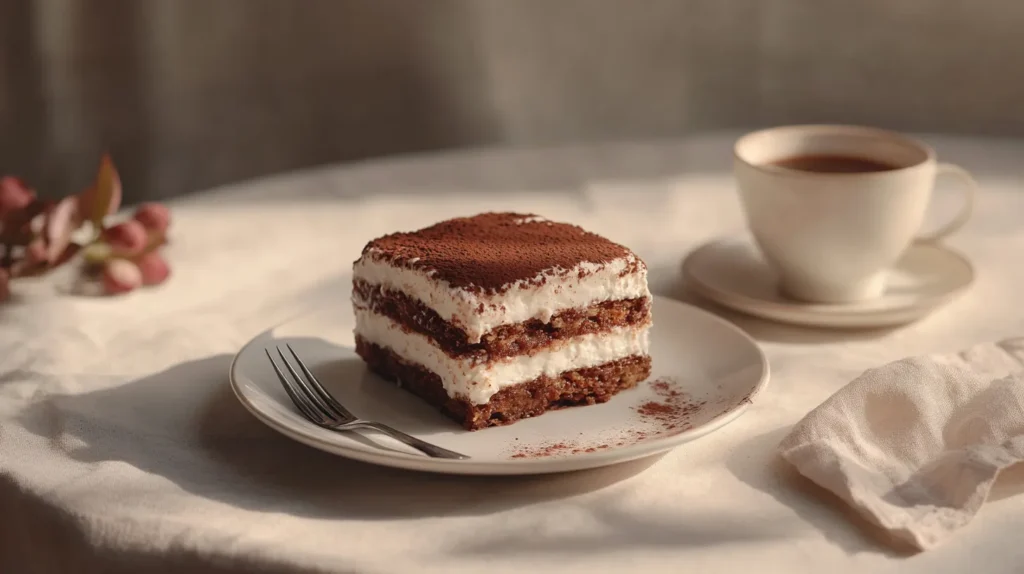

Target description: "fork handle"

left=357, top=422, right=469, bottom=460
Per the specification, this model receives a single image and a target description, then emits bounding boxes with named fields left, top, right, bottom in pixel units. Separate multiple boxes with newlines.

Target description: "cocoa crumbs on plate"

left=509, top=441, right=607, bottom=459
left=633, top=376, right=707, bottom=434
left=506, top=377, right=709, bottom=459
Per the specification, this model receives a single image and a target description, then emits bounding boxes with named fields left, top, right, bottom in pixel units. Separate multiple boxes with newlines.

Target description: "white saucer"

left=229, top=295, right=769, bottom=476
left=681, top=236, right=975, bottom=329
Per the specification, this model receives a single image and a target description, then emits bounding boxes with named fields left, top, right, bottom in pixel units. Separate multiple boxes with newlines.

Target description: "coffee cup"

left=733, top=124, right=976, bottom=304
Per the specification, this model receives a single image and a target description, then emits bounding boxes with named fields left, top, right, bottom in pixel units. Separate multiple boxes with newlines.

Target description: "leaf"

left=43, top=195, right=82, bottom=263
left=79, top=154, right=122, bottom=227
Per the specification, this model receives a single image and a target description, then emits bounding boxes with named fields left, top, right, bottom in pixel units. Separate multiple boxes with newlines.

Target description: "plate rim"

left=681, top=235, right=975, bottom=329
left=228, top=295, right=770, bottom=475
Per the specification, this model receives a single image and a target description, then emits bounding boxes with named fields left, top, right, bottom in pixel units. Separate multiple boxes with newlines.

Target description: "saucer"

left=681, top=236, right=975, bottom=329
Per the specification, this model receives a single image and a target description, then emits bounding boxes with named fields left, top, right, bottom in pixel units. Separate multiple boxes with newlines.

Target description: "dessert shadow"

left=16, top=353, right=660, bottom=522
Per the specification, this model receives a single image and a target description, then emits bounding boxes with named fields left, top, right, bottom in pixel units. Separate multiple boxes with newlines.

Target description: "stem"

left=0, top=243, right=11, bottom=269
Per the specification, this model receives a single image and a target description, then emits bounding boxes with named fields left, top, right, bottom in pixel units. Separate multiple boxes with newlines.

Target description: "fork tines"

left=265, top=344, right=353, bottom=425
left=264, top=344, right=470, bottom=460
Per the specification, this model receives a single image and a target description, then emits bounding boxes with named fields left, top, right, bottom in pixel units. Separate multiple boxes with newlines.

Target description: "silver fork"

left=265, top=344, right=469, bottom=460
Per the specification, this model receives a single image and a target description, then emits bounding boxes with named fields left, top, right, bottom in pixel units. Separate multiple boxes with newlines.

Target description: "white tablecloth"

left=2, top=133, right=1023, bottom=574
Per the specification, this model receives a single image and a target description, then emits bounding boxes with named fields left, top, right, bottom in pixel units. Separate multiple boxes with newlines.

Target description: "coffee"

left=769, top=154, right=899, bottom=174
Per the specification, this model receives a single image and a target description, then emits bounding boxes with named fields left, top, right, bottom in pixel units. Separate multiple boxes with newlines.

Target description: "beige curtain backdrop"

left=2, top=0, right=1023, bottom=203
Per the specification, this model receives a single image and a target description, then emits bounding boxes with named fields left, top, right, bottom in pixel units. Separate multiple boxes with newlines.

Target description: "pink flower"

left=132, top=202, right=171, bottom=234
left=102, top=259, right=142, bottom=295
left=42, top=196, right=81, bottom=263
left=103, top=220, right=148, bottom=256
left=0, top=176, right=34, bottom=216
left=136, top=251, right=171, bottom=286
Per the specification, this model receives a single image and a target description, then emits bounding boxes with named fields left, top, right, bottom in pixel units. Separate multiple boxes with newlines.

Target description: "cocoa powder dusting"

left=356, top=212, right=638, bottom=294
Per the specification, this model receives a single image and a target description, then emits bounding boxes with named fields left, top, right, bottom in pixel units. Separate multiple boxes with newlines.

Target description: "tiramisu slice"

left=351, top=212, right=652, bottom=430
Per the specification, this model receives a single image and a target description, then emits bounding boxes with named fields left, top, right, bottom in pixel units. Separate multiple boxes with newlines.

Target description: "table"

left=2, top=133, right=1023, bottom=574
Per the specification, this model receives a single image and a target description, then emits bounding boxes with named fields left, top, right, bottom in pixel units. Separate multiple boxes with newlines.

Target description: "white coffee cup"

left=733, top=124, right=976, bottom=304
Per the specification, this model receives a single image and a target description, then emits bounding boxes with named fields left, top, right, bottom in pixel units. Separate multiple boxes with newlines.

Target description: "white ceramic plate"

left=682, top=236, right=975, bottom=329
left=229, top=295, right=769, bottom=475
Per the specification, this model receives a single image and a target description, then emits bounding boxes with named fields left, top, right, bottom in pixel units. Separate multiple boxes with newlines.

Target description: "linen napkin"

left=779, top=337, right=1024, bottom=551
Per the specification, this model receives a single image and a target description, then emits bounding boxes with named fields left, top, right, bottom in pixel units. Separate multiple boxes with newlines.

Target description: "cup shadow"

left=17, top=354, right=662, bottom=521
left=724, top=426, right=909, bottom=556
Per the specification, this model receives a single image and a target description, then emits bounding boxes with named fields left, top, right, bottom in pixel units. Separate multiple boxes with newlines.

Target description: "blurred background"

left=2, top=0, right=1023, bottom=204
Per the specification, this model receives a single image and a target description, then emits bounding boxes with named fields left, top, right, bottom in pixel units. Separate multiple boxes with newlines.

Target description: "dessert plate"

left=229, top=295, right=769, bottom=476
left=682, top=235, right=975, bottom=329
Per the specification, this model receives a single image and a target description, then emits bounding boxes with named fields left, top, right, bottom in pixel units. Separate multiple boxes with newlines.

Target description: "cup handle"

left=915, top=162, right=977, bottom=243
